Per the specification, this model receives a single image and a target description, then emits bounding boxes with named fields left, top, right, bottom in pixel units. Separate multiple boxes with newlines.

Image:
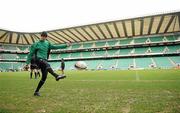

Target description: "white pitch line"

left=66, top=80, right=178, bottom=82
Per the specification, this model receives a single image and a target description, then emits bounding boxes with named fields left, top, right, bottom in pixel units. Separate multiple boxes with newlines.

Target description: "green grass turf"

left=0, top=69, right=180, bottom=113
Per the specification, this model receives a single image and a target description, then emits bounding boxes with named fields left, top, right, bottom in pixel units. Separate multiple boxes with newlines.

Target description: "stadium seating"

left=167, top=45, right=180, bottom=53
left=71, top=44, right=82, bottom=49
left=170, top=56, right=180, bottom=64
left=0, top=63, right=10, bottom=70
left=150, top=46, right=166, bottom=53
left=94, top=50, right=106, bottom=56
left=70, top=52, right=81, bottom=58
left=86, top=60, right=102, bottom=70
left=49, top=62, right=60, bottom=70
left=50, top=54, right=59, bottom=59
left=101, top=59, right=117, bottom=70
left=83, top=43, right=93, bottom=48
left=166, top=35, right=178, bottom=41
left=17, top=46, right=29, bottom=51
left=65, top=61, right=77, bottom=70
left=117, top=58, right=134, bottom=69
left=135, top=58, right=152, bottom=68
left=134, top=47, right=149, bottom=54
left=149, top=36, right=164, bottom=42
left=17, top=54, right=27, bottom=59
left=1, top=34, right=179, bottom=71
left=107, top=49, right=119, bottom=56
left=134, top=37, right=147, bottom=43
left=2, top=54, right=17, bottom=59
left=82, top=51, right=93, bottom=58
left=119, top=38, right=132, bottom=45
left=153, top=57, right=173, bottom=68
left=95, top=41, right=106, bottom=47
left=60, top=53, right=70, bottom=59
left=119, top=48, right=133, bottom=55
left=107, top=40, right=118, bottom=46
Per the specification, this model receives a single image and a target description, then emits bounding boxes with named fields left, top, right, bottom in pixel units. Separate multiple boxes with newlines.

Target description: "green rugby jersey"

left=26, top=40, right=67, bottom=64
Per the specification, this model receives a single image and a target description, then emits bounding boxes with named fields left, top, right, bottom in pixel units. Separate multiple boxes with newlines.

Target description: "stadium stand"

left=0, top=11, right=180, bottom=71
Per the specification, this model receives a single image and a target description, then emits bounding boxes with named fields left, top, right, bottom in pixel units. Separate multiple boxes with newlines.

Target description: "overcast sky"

left=0, top=0, right=179, bottom=32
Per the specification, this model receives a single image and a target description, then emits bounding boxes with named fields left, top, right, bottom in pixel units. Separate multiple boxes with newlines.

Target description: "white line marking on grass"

left=135, top=70, right=140, bottom=81
left=67, top=80, right=178, bottom=82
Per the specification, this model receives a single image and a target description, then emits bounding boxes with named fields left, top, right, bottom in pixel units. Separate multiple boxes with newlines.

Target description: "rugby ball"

left=74, top=61, right=87, bottom=70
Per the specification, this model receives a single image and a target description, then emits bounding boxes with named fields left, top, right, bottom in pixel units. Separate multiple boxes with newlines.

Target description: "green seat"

left=95, top=50, right=105, bottom=56
left=119, top=48, right=132, bottom=55
left=134, top=37, right=147, bottom=43
left=83, top=43, right=93, bottom=48
left=153, top=57, right=173, bottom=68
left=50, top=54, right=59, bottom=59
left=60, top=53, right=70, bottom=58
left=18, top=46, right=28, bottom=51
left=107, top=40, right=118, bottom=46
left=3, top=45, right=17, bottom=50
left=71, top=53, right=81, bottom=58
left=102, top=59, right=117, bottom=69
left=166, top=35, right=178, bottom=41
left=86, top=60, right=102, bottom=70
left=134, top=48, right=148, bottom=54
left=150, top=46, right=165, bottom=53
left=135, top=58, right=152, bottom=68
left=82, top=51, right=93, bottom=57
left=149, top=36, right=164, bottom=42
left=119, top=38, right=132, bottom=45
left=2, top=54, right=16, bottom=59
left=167, top=45, right=180, bottom=53
left=17, top=54, right=27, bottom=59
left=65, top=61, right=77, bottom=70
left=95, top=41, right=106, bottom=47
left=72, top=44, right=81, bottom=49
left=170, top=56, right=180, bottom=64
left=107, top=49, right=119, bottom=56
left=117, top=58, right=133, bottom=69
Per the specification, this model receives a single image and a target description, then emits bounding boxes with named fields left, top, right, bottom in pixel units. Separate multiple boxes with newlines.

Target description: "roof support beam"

left=131, top=20, right=135, bottom=36
left=74, top=29, right=89, bottom=41
left=16, top=34, right=20, bottom=44
left=140, top=19, right=144, bottom=36
left=89, top=26, right=101, bottom=40
left=9, top=32, right=12, bottom=44
left=96, top=25, right=108, bottom=39
left=156, top=16, right=164, bottom=34
left=66, top=29, right=84, bottom=41
left=113, top=22, right=121, bottom=38
left=105, top=24, right=113, bottom=38
left=61, top=31, right=77, bottom=42
left=32, top=34, right=41, bottom=40
left=48, top=33, right=66, bottom=43
left=30, top=34, right=35, bottom=43
left=22, top=34, right=30, bottom=44
left=148, top=17, right=154, bottom=35
left=49, top=32, right=67, bottom=43
left=0, top=32, right=8, bottom=40
left=3, top=33, right=9, bottom=43
left=54, top=31, right=71, bottom=43
left=164, top=15, right=175, bottom=33
left=178, top=13, right=180, bottom=31
left=122, top=21, right=128, bottom=37
left=81, top=27, right=96, bottom=40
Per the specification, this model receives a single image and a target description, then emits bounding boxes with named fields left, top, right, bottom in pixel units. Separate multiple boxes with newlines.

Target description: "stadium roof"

left=0, top=11, right=180, bottom=45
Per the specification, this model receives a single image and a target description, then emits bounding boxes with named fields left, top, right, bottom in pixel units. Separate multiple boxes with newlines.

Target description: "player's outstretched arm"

left=49, top=42, right=71, bottom=49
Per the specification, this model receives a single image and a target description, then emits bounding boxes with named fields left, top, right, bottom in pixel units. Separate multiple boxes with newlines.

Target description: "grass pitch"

left=0, top=69, right=180, bottom=113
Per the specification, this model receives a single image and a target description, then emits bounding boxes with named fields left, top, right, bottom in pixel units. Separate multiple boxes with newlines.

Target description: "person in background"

left=61, top=58, right=65, bottom=75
